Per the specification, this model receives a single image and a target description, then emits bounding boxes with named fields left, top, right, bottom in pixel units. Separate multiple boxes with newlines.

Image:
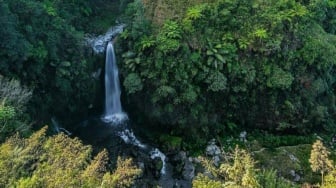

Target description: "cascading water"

left=87, top=26, right=168, bottom=178
left=118, top=129, right=167, bottom=175
left=102, top=42, right=128, bottom=123
left=101, top=41, right=167, bottom=175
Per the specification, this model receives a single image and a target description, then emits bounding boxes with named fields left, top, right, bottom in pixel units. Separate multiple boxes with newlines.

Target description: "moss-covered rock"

left=252, top=144, right=319, bottom=184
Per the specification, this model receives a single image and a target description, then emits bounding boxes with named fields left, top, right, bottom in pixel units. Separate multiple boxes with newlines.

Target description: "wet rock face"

left=74, top=118, right=195, bottom=187
left=85, top=24, right=125, bottom=53
left=150, top=157, right=164, bottom=179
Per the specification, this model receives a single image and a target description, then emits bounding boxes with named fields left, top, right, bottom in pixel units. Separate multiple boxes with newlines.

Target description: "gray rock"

left=192, top=157, right=201, bottom=164
left=206, top=139, right=221, bottom=156
left=213, top=156, right=221, bottom=167
left=289, top=170, right=301, bottom=182
left=239, top=131, right=247, bottom=142
left=288, top=154, right=299, bottom=162
left=177, top=151, right=187, bottom=161
left=182, top=159, right=195, bottom=181
left=86, top=24, right=125, bottom=53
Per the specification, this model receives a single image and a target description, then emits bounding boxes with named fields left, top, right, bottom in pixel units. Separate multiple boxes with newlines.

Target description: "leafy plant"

left=258, top=169, right=298, bottom=188
left=123, top=73, right=143, bottom=94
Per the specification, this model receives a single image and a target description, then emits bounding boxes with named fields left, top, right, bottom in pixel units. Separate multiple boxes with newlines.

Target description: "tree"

left=0, top=127, right=141, bottom=188
left=309, top=140, right=333, bottom=186
left=193, top=146, right=259, bottom=187
left=0, top=75, right=32, bottom=142
left=0, top=0, right=99, bottom=127
left=101, top=157, right=142, bottom=188
left=323, top=168, right=336, bottom=188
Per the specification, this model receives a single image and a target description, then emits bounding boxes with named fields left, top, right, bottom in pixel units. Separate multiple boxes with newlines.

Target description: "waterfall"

left=87, top=26, right=167, bottom=176
left=102, top=42, right=128, bottom=123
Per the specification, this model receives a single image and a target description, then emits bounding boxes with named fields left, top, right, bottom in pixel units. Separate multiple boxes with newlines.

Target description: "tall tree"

left=309, top=140, right=334, bottom=186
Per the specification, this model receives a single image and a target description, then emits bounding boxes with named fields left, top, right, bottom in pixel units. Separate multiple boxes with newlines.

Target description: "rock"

left=203, top=170, right=214, bottom=179
left=138, top=162, right=145, bottom=171
left=86, top=24, right=125, bottom=53
left=206, top=139, right=221, bottom=156
left=288, top=154, right=299, bottom=162
left=213, top=156, right=220, bottom=167
left=289, top=169, right=295, bottom=176
left=294, top=174, right=301, bottom=182
left=289, top=170, right=301, bottom=182
left=239, top=131, right=247, bottom=142
left=173, top=151, right=187, bottom=161
left=151, top=157, right=163, bottom=179
left=192, top=157, right=201, bottom=164
left=182, top=159, right=195, bottom=181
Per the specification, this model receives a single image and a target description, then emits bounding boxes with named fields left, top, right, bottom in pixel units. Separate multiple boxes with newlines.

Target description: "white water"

left=93, top=26, right=167, bottom=175
left=150, top=148, right=167, bottom=175
left=86, top=24, right=125, bottom=53
left=102, top=42, right=128, bottom=123
left=118, top=129, right=146, bottom=149
left=118, top=128, right=166, bottom=175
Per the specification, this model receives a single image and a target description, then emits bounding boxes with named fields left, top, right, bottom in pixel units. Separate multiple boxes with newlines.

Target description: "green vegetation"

left=0, top=75, right=32, bottom=142
left=193, top=142, right=336, bottom=187
left=0, top=0, right=131, bottom=127
left=193, top=146, right=296, bottom=188
left=310, top=140, right=334, bottom=186
left=0, top=127, right=141, bottom=187
left=1, top=0, right=336, bottom=187
left=120, top=0, right=336, bottom=139
left=0, top=0, right=98, bottom=125
left=252, top=144, right=314, bottom=183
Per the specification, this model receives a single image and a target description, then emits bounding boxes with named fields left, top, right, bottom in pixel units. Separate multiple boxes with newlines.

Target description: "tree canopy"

left=120, top=0, right=336, bottom=139
left=0, top=127, right=141, bottom=187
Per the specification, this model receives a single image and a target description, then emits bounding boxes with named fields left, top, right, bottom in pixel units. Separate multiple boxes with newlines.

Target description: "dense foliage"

left=0, top=0, right=100, bottom=125
left=120, top=0, right=336, bottom=140
left=0, top=75, right=32, bottom=142
left=192, top=146, right=296, bottom=188
left=0, top=127, right=141, bottom=187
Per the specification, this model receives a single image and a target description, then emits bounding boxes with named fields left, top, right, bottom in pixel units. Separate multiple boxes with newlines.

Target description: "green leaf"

left=206, top=50, right=214, bottom=55
left=214, top=54, right=225, bottom=63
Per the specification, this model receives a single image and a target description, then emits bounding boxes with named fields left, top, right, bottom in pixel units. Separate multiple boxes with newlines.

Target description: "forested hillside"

left=121, top=0, right=336, bottom=136
left=1, top=0, right=336, bottom=187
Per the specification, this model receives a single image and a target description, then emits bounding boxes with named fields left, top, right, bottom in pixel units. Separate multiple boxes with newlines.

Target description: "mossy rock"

left=252, top=144, right=319, bottom=184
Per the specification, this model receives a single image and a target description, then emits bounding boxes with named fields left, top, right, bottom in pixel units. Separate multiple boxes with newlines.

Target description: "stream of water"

left=79, top=26, right=198, bottom=187
left=102, top=42, right=128, bottom=123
